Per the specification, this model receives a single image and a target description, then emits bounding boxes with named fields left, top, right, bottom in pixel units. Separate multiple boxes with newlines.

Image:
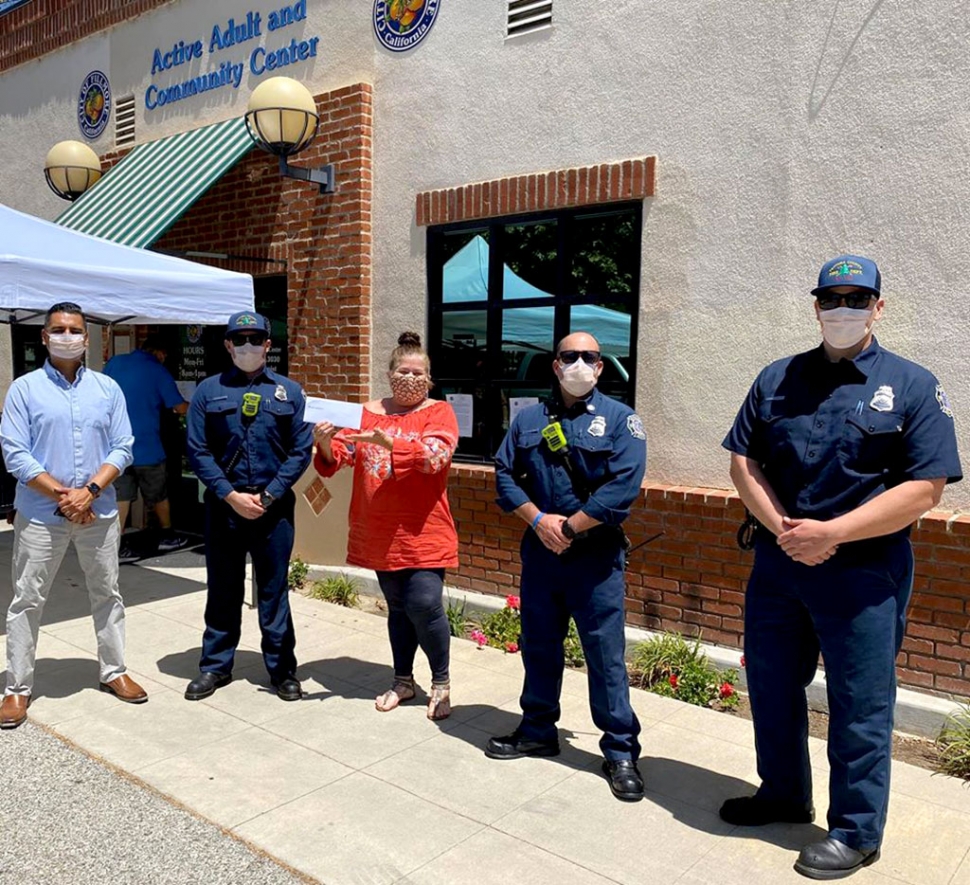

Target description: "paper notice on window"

left=176, top=380, right=197, bottom=401
left=509, top=397, right=539, bottom=424
left=446, top=393, right=474, bottom=438
left=303, top=397, right=364, bottom=430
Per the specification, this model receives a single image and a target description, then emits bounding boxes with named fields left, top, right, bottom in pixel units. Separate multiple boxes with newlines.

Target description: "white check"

left=303, top=397, right=364, bottom=430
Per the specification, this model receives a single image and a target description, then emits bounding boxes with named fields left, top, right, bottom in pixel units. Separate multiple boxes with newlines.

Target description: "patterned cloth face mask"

left=390, top=372, right=428, bottom=407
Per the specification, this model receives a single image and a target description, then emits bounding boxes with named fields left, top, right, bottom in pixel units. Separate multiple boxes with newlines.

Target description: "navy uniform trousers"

left=745, top=535, right=914, bottom=851
left=517, top=529, right=641, bottom=761
left=200, top=488, right=297, bottom=681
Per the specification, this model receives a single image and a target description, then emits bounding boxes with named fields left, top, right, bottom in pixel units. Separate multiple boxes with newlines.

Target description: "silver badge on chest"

left=274, top=384, right=287, bottom=402
left=869, top=385, right=894, bottom=412
left=588, top=416, right=607, bottom=437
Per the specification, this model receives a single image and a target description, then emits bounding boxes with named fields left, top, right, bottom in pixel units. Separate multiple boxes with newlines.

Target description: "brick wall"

left=446, top=466, right=970, bottom=701
left=0, top=0, right=172, bottom=72
left=148, top=84, right=373, bottom=401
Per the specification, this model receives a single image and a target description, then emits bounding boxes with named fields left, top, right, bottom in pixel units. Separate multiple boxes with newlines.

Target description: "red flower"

left=720, top=682, right=735, bottom=699
left=669, top=674, right=678, bottom=689
left=505, top=641, right=519, bottom=653
left=740, top=654, right=746, bottom=669
left=505, top=595, right=521, bottom=610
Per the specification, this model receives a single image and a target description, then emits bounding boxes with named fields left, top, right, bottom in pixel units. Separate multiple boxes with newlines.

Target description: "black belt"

left=235, top=485, right=262, bottom=494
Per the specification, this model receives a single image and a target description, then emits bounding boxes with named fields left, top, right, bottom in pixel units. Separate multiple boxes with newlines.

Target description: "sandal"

left=375, top=675, right=416, bottom=712
left=427, top=681, right=451, bottom=721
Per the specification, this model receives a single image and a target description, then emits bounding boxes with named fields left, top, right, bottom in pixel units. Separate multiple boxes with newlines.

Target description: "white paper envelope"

left=303, top=397, right=364, bottom=430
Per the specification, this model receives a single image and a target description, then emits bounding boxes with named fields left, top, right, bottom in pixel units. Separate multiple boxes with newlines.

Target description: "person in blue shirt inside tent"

left=104, top=334, right=188, bottom=560
left=489, top=331, right=648, bottom=803
left=721, top=255, right=962, bottom=880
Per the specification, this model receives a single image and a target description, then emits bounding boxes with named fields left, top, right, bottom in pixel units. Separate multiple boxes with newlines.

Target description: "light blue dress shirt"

left=0, top=361, right=134, bottom=523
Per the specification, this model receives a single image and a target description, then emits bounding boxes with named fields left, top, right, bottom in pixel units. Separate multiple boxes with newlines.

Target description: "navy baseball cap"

left=225, top=311, right=270, bottom=337
left=811, top=255, right=881, bottom=297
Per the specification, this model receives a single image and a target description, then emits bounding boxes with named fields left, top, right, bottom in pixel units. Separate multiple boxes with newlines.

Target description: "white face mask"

left=46, top=332, right=86, bottom=361
left=559, top=359, right=598, bottom=397
left=231, top=343, right=266, bottom=373
left=819, top=306, right=874, bottom=350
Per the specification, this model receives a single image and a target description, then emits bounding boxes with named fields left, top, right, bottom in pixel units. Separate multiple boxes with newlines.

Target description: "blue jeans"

left=517, top=530, right=640, bottom=761
left=376, top=568, right=450, bottom=684
left=744, top=535, right=914, bottom=851
left=200, top=490, right=297, bottom=682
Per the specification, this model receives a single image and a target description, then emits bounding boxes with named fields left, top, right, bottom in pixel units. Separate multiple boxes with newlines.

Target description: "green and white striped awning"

left=56, top=116, right=253, bottom=248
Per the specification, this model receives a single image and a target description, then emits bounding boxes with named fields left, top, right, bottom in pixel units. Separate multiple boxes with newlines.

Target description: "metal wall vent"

left=507, top=0, right=552, bottom=38
left=115, top=95, right=136, bottom=147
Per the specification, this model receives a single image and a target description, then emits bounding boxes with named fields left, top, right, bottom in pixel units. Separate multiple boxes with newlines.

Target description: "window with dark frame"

left=427, top=202, right=642, bottom=462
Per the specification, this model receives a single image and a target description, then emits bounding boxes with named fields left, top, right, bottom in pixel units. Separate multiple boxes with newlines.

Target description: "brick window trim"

left=415, top=156, right=656, bottom=227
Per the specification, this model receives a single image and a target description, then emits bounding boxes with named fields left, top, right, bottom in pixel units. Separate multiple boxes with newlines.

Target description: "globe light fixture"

left=244, top=76, right=335, bottom=194
left=44, top=140, right=102, bottom=201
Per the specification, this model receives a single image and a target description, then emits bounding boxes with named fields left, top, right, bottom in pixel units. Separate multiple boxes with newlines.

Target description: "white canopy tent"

left=0, top=203, right=254, bottom=325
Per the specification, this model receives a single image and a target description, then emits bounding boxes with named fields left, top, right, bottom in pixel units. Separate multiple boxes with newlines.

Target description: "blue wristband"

left=531, top=511, right=545, bottom=531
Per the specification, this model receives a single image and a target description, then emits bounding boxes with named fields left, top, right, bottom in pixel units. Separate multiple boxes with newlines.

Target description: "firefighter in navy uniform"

left=185, top=312, right=313, bottom=703
left=721, top=256, right=962, bottom=880
left=488, top=332, right=648, bottom=802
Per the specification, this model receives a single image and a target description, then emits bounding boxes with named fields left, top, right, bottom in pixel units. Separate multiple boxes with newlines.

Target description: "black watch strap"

left=86, top=482, right=102, bottom=498
left=561, top=520, right=576, bottom=540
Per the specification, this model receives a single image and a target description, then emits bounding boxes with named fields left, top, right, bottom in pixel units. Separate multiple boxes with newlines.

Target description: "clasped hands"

left=534, top=513, right=573, bottom=556
left=776, top=516, right=840, bottom=566
left=53, top=486, right=96, bottom=525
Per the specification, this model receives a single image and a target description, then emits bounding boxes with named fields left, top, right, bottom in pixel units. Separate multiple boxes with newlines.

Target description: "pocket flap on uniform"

left=845, top=412, right=903, bottom=436
left=204, top=400, right=236, bottom=416
left=265, top=400, right=296, bottom=416
left=518, top=428, right=543, bottom=449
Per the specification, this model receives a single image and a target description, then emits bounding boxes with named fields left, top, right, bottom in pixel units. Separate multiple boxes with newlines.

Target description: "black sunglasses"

left=228, top=333, right=267, bottom=346
left=816, top=292, right=875, bottom=311
left=558, top=350, right=601, bottom=366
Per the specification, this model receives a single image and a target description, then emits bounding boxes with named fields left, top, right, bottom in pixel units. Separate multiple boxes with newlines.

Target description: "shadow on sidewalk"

left=28, top=657, right=100, bottom=699
left=642, top=756, right=828, bottom=845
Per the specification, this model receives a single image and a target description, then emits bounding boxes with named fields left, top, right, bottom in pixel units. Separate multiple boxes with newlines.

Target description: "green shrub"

left=564, top=618, right=585, bottom=668
left=480, top=603, right=521, bottom=651
left=445, top=595, right=475, bottom=638
left=936, top=704, right=970, bottom=780
left=287, top=557, right=309, bottom=590
left=308, top=573, right=360, bottom=608
left=629, top=632, right=739, bottom=710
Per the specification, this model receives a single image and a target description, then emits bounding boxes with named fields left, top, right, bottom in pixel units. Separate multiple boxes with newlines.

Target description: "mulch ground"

left=727, top=695, right=942, bottom=772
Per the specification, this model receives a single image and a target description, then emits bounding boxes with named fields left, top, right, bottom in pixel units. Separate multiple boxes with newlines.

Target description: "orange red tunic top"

left=314, top=400, right=459, bottom=571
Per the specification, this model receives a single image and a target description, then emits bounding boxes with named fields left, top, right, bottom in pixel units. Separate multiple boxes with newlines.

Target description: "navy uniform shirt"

left=723, top=338, right=962, bottom=526
left=495, top=387, right=647, bottom=525
left=187, top=365, right=313, bottom=502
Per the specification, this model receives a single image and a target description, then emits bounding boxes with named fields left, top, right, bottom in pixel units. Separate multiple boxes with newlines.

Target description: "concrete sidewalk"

left=3, top=537, right=970, bottom=885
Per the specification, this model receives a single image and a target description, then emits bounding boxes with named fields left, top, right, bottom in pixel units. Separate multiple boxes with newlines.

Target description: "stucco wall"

left=1, top=0, right=968, bottom=503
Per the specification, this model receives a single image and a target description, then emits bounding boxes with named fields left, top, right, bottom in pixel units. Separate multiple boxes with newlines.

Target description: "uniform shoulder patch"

left=936, top=384, right=954, bottom=418
left=627, top=414, right=646, bottom=440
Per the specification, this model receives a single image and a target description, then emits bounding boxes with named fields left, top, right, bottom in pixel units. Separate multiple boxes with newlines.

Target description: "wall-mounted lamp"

left=244, top=77, right=335, bottom=194
left=44, top=140, right=102, bottom=201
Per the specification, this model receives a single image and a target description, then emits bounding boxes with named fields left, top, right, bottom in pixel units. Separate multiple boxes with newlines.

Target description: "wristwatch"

left=561, top=520, right=577, bottom=540
left=86, top=482, right=102, bottom=499
left=259, top=490, right=275, bottom=509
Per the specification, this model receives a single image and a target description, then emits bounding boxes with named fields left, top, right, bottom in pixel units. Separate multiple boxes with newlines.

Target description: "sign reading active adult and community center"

left=145, top=1, right=320, bottom=111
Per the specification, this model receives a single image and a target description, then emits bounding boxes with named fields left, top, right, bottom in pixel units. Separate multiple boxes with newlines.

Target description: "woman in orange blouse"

left=313, top=332, right=459, bottom=720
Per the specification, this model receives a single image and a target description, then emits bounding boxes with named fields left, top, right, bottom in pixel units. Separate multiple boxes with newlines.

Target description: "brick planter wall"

left=446, top=466, right=970, bottom=701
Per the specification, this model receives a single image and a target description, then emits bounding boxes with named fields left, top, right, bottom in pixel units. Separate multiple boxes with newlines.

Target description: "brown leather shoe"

left=0, top=693, right=29, bottom=729
left=99, top=674, right=148, bottom=704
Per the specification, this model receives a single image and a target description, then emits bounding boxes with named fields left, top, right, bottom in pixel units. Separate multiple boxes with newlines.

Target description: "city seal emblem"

left=77, top=70, right=111, bottom=140
left=374, top=0, right=440, bottom=52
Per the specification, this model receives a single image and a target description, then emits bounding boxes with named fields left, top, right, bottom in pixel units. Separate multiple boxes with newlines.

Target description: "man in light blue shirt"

left=0, top=302, right=147, bottom=730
